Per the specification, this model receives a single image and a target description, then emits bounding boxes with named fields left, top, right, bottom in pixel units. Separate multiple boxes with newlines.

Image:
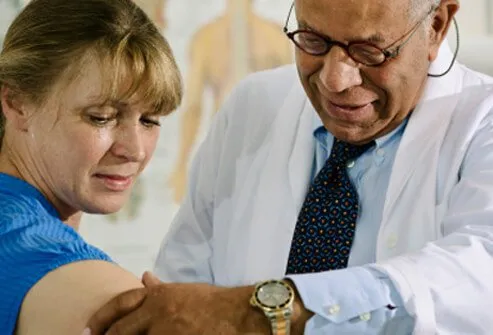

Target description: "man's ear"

left=1, top=85, right=31, bottom=131
left=428, top=0, right=460, bottom=62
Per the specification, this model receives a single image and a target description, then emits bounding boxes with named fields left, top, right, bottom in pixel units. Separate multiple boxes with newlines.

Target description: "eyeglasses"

left=283, top=3, right=437, bottom=67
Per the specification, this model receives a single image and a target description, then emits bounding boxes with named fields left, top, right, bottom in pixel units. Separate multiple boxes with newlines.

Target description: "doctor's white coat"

left=155, top=45, right=493, bottom=334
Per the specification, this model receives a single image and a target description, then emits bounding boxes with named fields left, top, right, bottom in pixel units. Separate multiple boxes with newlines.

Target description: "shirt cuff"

left=287, top=266, right=411, bottom=333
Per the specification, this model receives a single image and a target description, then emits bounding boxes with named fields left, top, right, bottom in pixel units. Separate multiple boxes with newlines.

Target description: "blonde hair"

left=0, top=0, right=183, bottom=150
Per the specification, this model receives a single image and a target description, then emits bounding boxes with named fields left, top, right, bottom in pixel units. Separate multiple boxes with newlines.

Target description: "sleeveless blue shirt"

left=0, top=173, right=111, bottom=334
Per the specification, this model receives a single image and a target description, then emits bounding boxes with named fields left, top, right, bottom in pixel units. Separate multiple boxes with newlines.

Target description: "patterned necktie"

left=286, top=138, right=374, bottom=274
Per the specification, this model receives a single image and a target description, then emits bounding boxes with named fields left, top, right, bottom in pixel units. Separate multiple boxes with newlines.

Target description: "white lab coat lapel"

left=379, top=44, right=463, bottom=250
left=229, top=83, right=315, bottom=284
left=288, top=101, right=317, bottom=213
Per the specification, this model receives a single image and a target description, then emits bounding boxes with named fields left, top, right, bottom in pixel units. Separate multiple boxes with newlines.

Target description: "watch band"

left=269, top=309, right=291, bottom=335
left=250, top=279, right=295, bottom=335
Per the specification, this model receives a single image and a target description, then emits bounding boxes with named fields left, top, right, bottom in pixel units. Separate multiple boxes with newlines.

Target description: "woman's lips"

left=94, top=174, right=133, bottom=192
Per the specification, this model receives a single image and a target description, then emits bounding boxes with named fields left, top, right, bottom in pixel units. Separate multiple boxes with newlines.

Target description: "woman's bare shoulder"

left=15, top=260, right=143, bottom=335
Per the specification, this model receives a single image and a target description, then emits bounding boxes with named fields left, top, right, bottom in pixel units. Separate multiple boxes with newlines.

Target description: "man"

left=87, top=0, right=493, bottom=334
left=168, top=0, right=292, bottom=203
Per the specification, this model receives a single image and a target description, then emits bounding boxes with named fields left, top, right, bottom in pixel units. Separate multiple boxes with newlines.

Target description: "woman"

left=0, top=0, right=182, bottom=333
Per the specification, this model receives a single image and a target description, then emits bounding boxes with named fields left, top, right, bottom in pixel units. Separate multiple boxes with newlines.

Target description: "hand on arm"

left=86, top=273, right=315, bottom=335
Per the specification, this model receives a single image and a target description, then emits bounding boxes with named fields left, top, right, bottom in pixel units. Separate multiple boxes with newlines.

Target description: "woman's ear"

left=1, top=85, right=32, bottom=132
left=428, top=0, right=460, bottom=62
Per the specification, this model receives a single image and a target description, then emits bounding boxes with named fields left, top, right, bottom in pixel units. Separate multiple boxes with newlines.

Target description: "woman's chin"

left=82, top=197, right=129, bottom=215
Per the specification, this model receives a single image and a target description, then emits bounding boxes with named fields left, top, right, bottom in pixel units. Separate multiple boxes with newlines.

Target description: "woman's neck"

left=0, top=149, right=82, bottom=230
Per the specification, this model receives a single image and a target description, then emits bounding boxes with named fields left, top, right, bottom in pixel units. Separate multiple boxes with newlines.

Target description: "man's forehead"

left=294, top=0, right=404, bottom=12
left=294, top=0, right=410, bottom=42
left=294, top=0, right=408, bottom=22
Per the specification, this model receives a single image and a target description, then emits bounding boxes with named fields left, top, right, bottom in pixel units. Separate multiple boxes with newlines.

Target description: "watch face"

left=257, top=281, right=291, bottom=308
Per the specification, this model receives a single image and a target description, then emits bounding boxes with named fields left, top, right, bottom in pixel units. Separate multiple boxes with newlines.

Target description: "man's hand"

left=85, top=278, right=272, bottom=335
left=141, top=271, right=161, bottom=287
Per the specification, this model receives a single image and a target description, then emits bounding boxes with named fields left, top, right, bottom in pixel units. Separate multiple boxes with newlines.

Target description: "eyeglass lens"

left=292, top=31, right=387, bottom=65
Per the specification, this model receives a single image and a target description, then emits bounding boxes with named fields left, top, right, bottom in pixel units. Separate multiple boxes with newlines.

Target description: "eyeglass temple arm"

left=385, top=6, right=438, bottom=58
left=283, top=2, right=295, bottom=33
left=384, top=22, right=422, bottom=57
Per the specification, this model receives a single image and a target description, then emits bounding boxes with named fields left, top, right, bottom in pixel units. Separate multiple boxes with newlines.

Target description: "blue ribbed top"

left=0, top=173, right=112, bottom=334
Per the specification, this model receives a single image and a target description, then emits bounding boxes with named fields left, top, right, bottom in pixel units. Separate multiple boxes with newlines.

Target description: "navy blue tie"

left=286, top=138, right=374, bottom=274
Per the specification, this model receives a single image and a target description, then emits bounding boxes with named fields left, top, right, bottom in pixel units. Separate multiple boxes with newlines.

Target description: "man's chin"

left=322, top=119, right=378, bottom=144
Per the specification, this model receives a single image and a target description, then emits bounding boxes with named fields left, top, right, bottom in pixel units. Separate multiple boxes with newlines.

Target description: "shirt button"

left=327, top=304, right=341, bottom=315
left=387, top=234, right=398, bottom=249
left=359, top=312, right=371, bottom=321
left=346, top=160, right=355, bottom=168
left=376, top=148, right=385, bottom=157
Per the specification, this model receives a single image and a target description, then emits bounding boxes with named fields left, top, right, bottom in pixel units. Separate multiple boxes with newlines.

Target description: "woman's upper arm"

left=16, top=260, right=142, bottom=335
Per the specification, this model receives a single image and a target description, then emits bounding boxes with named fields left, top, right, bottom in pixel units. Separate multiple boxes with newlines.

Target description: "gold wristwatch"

left=250, top=279, right=295, bottom=335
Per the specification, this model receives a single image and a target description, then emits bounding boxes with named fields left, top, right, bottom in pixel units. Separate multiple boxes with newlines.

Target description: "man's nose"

left=111, top=126, right=146, bottom=162
left=318, top=46, right=363, bottom=93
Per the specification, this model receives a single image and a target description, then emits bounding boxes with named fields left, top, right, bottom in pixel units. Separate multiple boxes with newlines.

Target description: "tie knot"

left=330, top=138, right=374, bottom=164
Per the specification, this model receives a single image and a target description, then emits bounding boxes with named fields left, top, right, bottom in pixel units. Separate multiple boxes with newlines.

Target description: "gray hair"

left=409, top=0, right=441, bottom=20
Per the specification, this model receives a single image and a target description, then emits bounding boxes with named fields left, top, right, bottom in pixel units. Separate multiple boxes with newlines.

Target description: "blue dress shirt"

left=287, top=115, right=415, bottom=334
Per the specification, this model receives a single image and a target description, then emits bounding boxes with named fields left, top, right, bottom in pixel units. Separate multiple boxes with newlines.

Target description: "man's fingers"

left=105, top=307, right=152, bottom=335
left=142, top=271, right=161, bottom=287
left=86, top=288, right=147, bottom=335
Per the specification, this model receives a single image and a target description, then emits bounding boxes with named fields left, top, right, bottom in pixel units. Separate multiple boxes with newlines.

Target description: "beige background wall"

left=1, top=0, right=492, bottom=276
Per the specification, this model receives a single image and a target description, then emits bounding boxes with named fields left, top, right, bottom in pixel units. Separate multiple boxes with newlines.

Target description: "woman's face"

left=23, top=57, right=162, bottom=219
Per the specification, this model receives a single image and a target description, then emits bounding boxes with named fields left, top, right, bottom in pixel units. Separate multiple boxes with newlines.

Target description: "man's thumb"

left=142, top=271, right=161, bottom=287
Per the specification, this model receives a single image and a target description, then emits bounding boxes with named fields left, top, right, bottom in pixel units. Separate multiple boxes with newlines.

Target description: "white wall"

left=451, top=0, right=493, bottom=74
left=455, top=0, right=491, bottom=36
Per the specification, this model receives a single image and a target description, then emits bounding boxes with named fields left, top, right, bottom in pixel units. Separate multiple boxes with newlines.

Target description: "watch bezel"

left=252, top=279, right=295, bottom=312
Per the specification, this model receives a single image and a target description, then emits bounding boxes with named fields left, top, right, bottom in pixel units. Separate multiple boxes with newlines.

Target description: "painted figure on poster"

left=169, top=0, right=293, bottom=203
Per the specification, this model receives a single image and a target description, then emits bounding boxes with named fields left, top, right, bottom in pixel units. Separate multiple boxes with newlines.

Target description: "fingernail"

left=82, top=328, right=91, bottom=335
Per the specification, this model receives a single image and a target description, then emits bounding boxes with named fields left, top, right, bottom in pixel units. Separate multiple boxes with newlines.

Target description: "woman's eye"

left=140, top=117, right=161, bottom=128
left=89, top=115, right=114, bottom=125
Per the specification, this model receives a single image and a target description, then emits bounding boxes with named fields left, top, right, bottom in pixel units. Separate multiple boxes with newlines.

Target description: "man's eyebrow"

left=297, top=20, right=387, bottom=44
left=365, top=34, right=386, bottom=44
left=297, top=20, right=325, bottom=35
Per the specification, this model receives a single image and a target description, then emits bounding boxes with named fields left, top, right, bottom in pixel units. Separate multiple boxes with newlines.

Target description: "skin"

left=86, top=0, right=459, bottom=334
left=0, top=54, right=162, bottom=228
left=295, top=0, right=455, bottom=145
left=108, top=1, right=168, bottom=224
left=0, top=53, right=165, bottom=333
left=87, top=273, right=311, bottom=335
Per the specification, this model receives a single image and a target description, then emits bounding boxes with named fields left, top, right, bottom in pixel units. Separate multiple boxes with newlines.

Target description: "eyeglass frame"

left=282, top=2, right=438, bottom=67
